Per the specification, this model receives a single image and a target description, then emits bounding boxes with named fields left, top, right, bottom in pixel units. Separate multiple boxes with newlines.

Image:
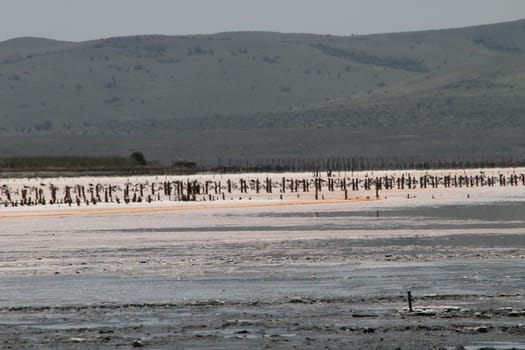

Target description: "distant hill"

left=0, top=37, right=75, bottom=50
left=1, top=19, right=525, bottom=165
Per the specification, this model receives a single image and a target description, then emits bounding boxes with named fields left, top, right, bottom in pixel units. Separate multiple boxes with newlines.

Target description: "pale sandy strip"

left=0, top=198, right=376, bottom=220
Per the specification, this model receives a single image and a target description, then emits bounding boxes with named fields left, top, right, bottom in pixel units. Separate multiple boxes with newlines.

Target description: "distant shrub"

left=263, top=55, right=279, bottom=64
left=130, top=151, right=147, bottom=165
left=105, top=96, right=121, bottom=103
left=187, top=46, right=213, bottom=56
left=34, top=120, right=53, bottom=131
left=106, top=76, right=117, bottom=88
left=144, top=44, right=167, bottom=53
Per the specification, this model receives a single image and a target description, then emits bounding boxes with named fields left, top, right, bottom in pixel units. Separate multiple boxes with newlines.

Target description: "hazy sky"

left=2, top=0, right=525, bottom=42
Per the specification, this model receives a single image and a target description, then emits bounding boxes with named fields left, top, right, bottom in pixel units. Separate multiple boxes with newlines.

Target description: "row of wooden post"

left=1, top=172, right=524, bottom=207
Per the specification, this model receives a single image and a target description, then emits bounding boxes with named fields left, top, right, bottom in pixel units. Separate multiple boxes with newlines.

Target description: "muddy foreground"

left=1, top=175, right=525, bottom=349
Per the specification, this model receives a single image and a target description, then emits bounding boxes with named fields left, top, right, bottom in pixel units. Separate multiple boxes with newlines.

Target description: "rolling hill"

left=1, top=19, right=525, bottom=165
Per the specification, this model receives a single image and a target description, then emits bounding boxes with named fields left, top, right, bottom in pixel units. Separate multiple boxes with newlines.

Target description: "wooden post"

left=407, top=291, right=413, bottom=312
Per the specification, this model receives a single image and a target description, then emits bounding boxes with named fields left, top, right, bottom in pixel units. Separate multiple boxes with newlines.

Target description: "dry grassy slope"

left=1, top=32, right=411, bottom=131
left=0, top=19, right=524, bottom=162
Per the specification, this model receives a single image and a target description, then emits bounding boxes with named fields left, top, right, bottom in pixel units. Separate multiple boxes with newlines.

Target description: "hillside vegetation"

left=1, top=19, right=525, bottom=164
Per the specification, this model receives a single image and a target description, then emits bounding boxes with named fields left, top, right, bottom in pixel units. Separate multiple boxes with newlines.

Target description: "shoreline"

left=0, top=197, right=376, bottom=220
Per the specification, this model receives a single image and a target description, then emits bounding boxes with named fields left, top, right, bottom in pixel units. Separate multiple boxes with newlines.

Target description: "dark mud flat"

left=1, top=199, right=525, bottom=349
left=1, top=294, right=525, bottom=350
left=1, top=234, right=525, bottom=349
